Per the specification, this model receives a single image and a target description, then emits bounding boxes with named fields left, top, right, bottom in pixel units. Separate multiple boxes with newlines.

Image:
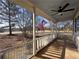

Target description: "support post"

left=33, top=6, right=36, bottom=55
left=73, top=18, right=76, bottom=43
left=56, top=23, right=58, bottom=38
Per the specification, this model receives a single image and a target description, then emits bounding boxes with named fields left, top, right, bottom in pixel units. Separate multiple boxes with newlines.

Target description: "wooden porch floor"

left=31, top=37, right=79, bottom=59
left=31, top=39, right=65, bottom=59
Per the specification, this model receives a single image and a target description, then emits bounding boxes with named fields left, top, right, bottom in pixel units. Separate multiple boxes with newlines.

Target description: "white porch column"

left=73, top=19, right=76, bottom=42
left=33, top=6, right=36, bottom=55
left=55, top=23, right=58, bottom=37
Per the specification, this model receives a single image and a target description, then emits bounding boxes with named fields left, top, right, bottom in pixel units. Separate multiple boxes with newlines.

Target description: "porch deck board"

left=31, top=39, right=64, bottom=59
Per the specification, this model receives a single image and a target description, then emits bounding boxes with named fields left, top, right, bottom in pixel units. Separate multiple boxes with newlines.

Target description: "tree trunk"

left=22, top=30, right=27, bottom=38
left=9, top=16, right=12, bottom=35
left=8, top=2, right=12, bottom=35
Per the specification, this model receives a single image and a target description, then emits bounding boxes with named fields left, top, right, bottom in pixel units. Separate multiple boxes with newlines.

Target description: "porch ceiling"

left=29, top=0, right=79, bottom=22
left=13, top=0, right=79, bottom=22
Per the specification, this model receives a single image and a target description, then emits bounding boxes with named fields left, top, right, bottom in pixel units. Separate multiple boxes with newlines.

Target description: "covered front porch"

left=0, top=0, right=79, bottom=59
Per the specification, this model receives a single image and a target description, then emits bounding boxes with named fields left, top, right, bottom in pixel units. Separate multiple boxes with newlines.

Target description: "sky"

left=0, top=16, right=51, bottom=28
left=57, top=20, right=73, bottom=28
left=0, top=4, right=51, bottom=28
left=36, top=16, right=51, bottom=28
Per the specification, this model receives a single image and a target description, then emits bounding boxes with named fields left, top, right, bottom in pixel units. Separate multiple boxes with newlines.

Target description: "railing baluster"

left=35, top=31, right=57, bottom=52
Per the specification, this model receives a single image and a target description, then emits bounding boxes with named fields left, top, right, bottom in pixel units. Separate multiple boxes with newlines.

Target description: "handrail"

left=36, top=33, right=52, bottom=37
left=0, top=33, right=52, bottom=54
left=0, top=40, right=33, bottom=54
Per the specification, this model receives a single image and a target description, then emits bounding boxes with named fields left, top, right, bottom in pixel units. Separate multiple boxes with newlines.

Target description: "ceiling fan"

left=51, top=3, right=75, bottom=16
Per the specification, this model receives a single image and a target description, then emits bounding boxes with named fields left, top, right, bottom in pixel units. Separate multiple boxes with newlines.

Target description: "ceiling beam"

left=73, top=7, right=79, bottom=19
left=13, top=0, right=56, bottom=23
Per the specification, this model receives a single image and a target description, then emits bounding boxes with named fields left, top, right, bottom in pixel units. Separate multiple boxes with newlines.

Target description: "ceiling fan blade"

left=62, top=8, right=74, bottom=12
left=51, top=12, right=59, bottom=16
left=51, top=10, right=58, bottom=12
left=61, top=3, right=70, bottom=10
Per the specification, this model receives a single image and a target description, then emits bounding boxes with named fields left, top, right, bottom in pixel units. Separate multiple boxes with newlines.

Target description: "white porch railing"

left=0, top=41, right=33, bottom=59
left=36, top=32, right=57, bottom=52
left=0, top=32, right=57, bottom=59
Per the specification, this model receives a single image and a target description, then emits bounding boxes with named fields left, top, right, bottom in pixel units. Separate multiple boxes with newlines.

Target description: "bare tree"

left=0, top=0, right=18, bottom=35
left=16, top=8, right=33, bottom=38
